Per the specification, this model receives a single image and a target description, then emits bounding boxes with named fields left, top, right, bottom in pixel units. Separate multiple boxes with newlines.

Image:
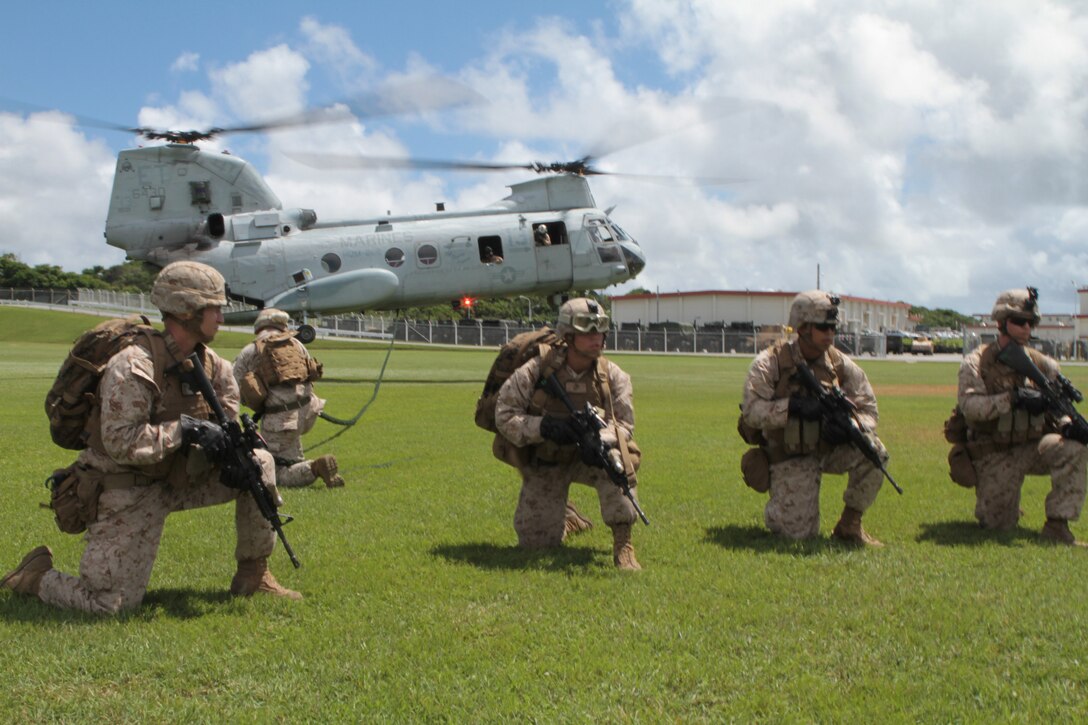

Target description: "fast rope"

left=307, top=325, right=397, bottom=451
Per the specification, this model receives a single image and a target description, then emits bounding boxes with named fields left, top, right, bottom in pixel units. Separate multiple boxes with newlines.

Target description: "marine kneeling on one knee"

left=493, top=298, right=645, bottom=570
left=4, top=261, right=301, bottom=613
left=739, top=290, right=890, bottom=547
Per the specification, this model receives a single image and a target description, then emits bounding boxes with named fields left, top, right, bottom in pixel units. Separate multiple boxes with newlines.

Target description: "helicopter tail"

left=105, top=145, right=283, bottom=259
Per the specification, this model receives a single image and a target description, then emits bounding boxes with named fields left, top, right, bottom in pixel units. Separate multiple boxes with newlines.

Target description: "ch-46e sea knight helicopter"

left=92, top=85, right=646, bottom=342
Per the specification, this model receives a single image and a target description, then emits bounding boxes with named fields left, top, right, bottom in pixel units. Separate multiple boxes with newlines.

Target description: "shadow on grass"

left=915, top=520, right=1038, bottom=547
left=141, top=587, right=234, bottom=618
left=703, top=524, right=850, bottom=556
left=0, top=587, right=231, bottom=623
left=431, top=542, right=602, bottom=572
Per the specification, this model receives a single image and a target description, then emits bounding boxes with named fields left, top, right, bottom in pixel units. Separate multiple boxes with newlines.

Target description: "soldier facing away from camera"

left=233, top=308, right=344, bottom=489
left=956, top=287, right=1088, bottom=544
left=1, top=261, right=300, bottom=613
left=494, top=298, right=644, bottom=569
left=739, top=290, right=888, bottom=545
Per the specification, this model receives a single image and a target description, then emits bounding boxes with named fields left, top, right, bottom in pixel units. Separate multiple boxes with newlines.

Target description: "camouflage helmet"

left=789, top=290, right=840, bottom=330
left=150, top=261, right=227, bottom=318
left=254, top=308, right=290, bottom=333
left=556, top=297, right=610, bottom=337
left=991, top=287, right=1040, bottom=326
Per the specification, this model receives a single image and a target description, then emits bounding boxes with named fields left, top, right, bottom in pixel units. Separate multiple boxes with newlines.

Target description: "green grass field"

left=2, top=306, right=1088, bottom=721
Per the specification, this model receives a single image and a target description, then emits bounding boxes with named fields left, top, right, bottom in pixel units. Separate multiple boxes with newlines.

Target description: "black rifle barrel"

left=184, top=353, right=302, bottom=568
left=540, top=373, right=650, bottom=525
left=996, top=341, right=1088, bottom=442
left=794, top=359, right=903, bottom=495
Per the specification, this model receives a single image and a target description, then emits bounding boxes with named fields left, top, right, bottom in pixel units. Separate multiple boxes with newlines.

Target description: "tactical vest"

left=255, top=331, right=319, bottom=387
left=764, top=341, right=846, bottom=458
left=970, top=343, right=1050, bottom=445
left=85, top=332, right=217, bottom=481
left=529, top=350, right=611, bottom=464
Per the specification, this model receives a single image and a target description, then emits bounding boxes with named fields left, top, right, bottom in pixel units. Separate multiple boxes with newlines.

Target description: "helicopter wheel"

left=296, top=324, right=317, bottom=344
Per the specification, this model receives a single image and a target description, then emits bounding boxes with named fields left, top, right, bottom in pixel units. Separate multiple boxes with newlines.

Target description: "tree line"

left=4, top=252, right=968, bottom=327
left=1, top=253, right=157, bottom=292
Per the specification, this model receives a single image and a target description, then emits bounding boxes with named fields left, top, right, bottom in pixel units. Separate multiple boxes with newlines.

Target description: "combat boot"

left=611, top=524, right=641, bottom=571
left=230, top=558, right=303, bottom=600
left=563, top=501, right=594, bottom=537
left=1040, top=518, right=1088, bottom=547
left=311, top=454, right=345, bottom=488
left=1, top=545, right=53, bottom=597
left=832, top=506, right=884, bottom=548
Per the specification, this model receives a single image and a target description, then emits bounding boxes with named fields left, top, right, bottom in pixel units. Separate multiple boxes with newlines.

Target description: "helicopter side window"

left=478, top=235, right=504, bottom=264
left=385, top=248, right=405, bottom=268
left=190, top=181, right=212, bottom=206
left=321, top=253, right=342, bottom=273
left=417, top=243, right=439, bottom=267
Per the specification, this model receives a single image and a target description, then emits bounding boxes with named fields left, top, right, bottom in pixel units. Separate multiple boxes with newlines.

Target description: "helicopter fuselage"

left=105, top=145, right=645, bottom=316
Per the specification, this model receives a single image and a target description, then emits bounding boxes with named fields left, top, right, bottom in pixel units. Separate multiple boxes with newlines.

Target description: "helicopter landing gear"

left=296, top=323, right=317, bottom=344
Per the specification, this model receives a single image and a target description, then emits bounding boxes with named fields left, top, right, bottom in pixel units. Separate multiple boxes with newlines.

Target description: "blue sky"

left=3, top=0, right=1088, bottom=316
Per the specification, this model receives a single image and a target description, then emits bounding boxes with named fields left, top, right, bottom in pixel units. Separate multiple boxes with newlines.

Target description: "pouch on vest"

left=943, top=406, right=968, bottom=444
left=492, top=434, right=531, bottom=469
left=737, top=411, right=766, bottom=446
left=43, top=464, right=104, bottom=534
left=947, top=443, right=977, bottom=488
left=741, top=448, right=771, bottom=493
left=239, top=371, right=268, bottom=413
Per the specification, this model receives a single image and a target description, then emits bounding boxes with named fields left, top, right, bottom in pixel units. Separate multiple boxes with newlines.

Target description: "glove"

left=179, top=414, right=228, bottom=460
left=821, top=418, right=853, bottom=446
left=580, top=434, right=603, bottom=466
left=788, top=396, right=822, bottom=421
left=1062, top=422, right=1088, bottom=445
left=540, top=415, right=580, bottom=445
left=1012, top=387, right=1048, bottom=416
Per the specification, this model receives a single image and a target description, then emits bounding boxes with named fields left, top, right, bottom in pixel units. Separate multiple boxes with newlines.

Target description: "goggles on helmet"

left=570, top=312, right=610, bottom=333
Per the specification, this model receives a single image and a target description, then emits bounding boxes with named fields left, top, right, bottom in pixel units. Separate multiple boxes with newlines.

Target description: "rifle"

left=183, top=352, right=302, bottom=568
left=794, top=359, right=904, bottom=495
left=996, top=341, right=1088, bottom=444
left=538, top=373, right=650, bottom=525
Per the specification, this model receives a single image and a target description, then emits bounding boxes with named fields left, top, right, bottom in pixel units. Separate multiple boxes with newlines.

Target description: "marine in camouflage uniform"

left=958, top=287, right=1088, bottom=545
left=233, top=309, right=344, bottom=489
left=740, top=290, right=888, bottom=545
left=495, top=298, right=643, bottom=570
left=2, top=261, right=301, bottom=613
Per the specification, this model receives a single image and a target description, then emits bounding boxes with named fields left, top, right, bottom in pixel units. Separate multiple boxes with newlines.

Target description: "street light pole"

left=518, top=295, right=533, bottom=323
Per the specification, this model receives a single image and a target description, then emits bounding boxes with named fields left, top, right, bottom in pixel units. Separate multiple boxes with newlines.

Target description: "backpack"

left=255, top=331, right=319, bottom=387
left=45, top=315, right=156, bottom=450
left=474, top=327, right=563, bottom=432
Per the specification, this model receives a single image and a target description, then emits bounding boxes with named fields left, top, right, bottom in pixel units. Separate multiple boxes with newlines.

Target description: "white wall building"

left=610, top=290, right=913, bottom=333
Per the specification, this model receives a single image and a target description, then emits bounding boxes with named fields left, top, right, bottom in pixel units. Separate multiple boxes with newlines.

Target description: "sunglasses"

left=570, top=313, right=610, bottom=333
left=812, top=322, right=837, bottom=332
left=1007, top=317, right=1036, bottom=328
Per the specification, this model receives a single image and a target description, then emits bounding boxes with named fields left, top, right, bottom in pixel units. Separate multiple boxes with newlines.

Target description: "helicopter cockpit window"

left=189, top=181, right=212, bottom=206
left=586, top=218, right=615, bottom=244
left=417, top=243, right=439, bottom=267
left=597, top=245, right=623, bottom=264
left=609, top=222, right=631, bottom=241
left=385, top=248, right=405, bottom=268
left=321, top=253, right=342, bottom=274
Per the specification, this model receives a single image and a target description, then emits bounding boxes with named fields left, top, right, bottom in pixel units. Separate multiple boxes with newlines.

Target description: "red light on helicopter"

left=460, top=296, right=475, bottom=308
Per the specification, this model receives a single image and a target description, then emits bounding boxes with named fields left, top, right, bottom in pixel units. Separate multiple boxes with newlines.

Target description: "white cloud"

left=3, top=1, right=1088, bottom=317
left=0, top=112, right=122, bottom=271
left=171, top=52, right=200, bottom=74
